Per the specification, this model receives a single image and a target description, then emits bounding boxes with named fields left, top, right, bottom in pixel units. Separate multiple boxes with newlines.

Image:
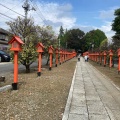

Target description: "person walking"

left=84, top=55, right=88, bottom=62
left=78, top=54, right=81, bottom=61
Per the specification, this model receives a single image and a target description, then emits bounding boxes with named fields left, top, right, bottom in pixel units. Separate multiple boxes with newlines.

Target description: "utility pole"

left=22, top=0, right=30, bottom=20
left=22, top=0, right=35, bottom=43
left=22, top=0, right=36, bottom=19
left=22, top=0, right=30, bottom=43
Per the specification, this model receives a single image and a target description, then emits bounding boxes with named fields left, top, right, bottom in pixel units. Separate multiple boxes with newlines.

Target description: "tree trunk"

left=46, top=55, right=49, bottom=65
left=25, top=65, right=30, bottom=73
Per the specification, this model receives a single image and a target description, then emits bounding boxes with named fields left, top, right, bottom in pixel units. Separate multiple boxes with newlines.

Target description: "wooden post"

left=48, top=45, right=54, bottom=70
left=96, top=53, right=98, bottom=63
left=117, top=48, right=120, bottom=73
left=59, top=50, right=62, bottom=65
left=8, top=36, right=24, bottom=90
left=109, top=50, right=113, bottom=68
left=103, top=51, right=107, bottom=67
left=49, top=53, right=52, bottom=70
left=55, top=49, right=59, bottom=67
left=100, top=52, right=102, bottom=65
left=36, top=43, right=44, bottom=76
left=38, top=53, right=42, bottom=76
left=62, top=50, right=64, bottom=63
left=14, top=51, right=18, bottom=83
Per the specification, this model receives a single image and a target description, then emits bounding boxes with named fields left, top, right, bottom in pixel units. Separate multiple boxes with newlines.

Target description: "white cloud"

left=72, top=25, right=96, bottom=34
left=100, top=21, right=112, bottom=32
left=99, top=21, right=115, bottom=42
left=99, top=10, right=114, bottom=19
left=31, top=2, right=76, bottom=32
left=0, top=0, right=24, bottom=29
left=99, top=6, right=119, bottom=20
left=0, top=0, right=76, bottom=34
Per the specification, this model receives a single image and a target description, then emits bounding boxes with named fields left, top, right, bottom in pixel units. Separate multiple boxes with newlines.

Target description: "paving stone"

left=111, top=110, right=120, bottom=120
left=85, top=88, right=97, bottom=93
left=87, top=100, right=108, bottom=115
left=105, top=106, right=117, bottom=120
left=70, top=106, right=88, bottom=115
left=89, top=114, right=110, bottom=120
left=74, top=83, right=84, bottom=88
left=72, top=93, right=86, bottom=101
left=73, top=89, right=85, bottom=94
left=86, top=94, right=101, bottom=100
left=95, top=86, right=107, bottom=91
left=93, top=82, right=103, bottom=87
left=97, top=91, right=113, bottom=99
left=71, top=97, right=86, bottom=107
left=84, top=81, right=94, bottom=85
left=74, top=79, right=83, bottom=83
left=68, top=113, right=88, bottom=120
left=103, top=101, right=120, bottom=110
left=75, top=76, right=82, bottom=80
left=85, top=90, right=98, bottom=95
left=84, top=84, right=95, bottom=87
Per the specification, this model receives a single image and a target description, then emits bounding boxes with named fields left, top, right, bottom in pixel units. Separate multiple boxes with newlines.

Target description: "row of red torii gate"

left=8, top=36, right=77, bottom=90
left=83, top=49, right=120, bottom=73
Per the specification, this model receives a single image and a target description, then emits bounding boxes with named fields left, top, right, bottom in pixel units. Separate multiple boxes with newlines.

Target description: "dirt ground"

left=0, top=58, right=76, bottom=120
left=89, top=60, right=120, bottom=88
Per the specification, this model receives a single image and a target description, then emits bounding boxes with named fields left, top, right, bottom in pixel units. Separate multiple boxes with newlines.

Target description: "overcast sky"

left=0, top=0, right=120, bottom=40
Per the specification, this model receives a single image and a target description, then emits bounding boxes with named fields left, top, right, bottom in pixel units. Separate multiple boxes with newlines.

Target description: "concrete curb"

left=0, top=85, right=12, bottom=92
left=62, top=62, right=78, bottom=120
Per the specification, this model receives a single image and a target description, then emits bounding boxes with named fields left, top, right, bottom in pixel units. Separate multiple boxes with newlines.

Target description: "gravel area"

left=0, top=58, right=77, bottom=120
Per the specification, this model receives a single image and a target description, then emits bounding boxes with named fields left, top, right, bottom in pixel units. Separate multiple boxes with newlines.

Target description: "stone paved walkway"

left=62, top=57, right=120, bottom=120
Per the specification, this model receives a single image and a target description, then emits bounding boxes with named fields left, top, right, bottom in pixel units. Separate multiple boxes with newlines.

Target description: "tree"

left=63, top=29, right=86, bottom=52
left=99, top=39, right=108, bottom=51
left=60, top=29, right=68, bottom=49
left=84, top=29, right=107, bottom=51
left=111, top=8, right=120, bottom=50
left=7, top=17, right=39, bottom=73
left=58, top=26, right=64, bottom=49
left=36, top=26, right=57, bottom=49
left=112, top=8, right=120, bottom=34
left=36, top=25, right=58, bottom=65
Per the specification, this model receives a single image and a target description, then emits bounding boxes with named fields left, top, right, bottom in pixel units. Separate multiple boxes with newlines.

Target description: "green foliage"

left=6, top=17, right=39, bottom=72
left=111, top=35, right=120, bottom=51
left=62, top=28, right=86, bottom=52
left=19, top=41, right=37, bottom=65
left=58, top=26, right=65, bottom=49
left=59, top=26, right=64, bottom=36
left=84, top=29, right=107, bottom=51
left=36, top=25, right=58, bottom=54
left=112, top=8, right=120, bottom=34
left=99, top=39, right=108, bottom=51
left=111, top=8, right=120, bottom=50
left=6, top=17, right=38, bottom=42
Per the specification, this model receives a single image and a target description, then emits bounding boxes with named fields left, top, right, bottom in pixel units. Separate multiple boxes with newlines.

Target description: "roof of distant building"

left=0, top=28, right=9, bottom=34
